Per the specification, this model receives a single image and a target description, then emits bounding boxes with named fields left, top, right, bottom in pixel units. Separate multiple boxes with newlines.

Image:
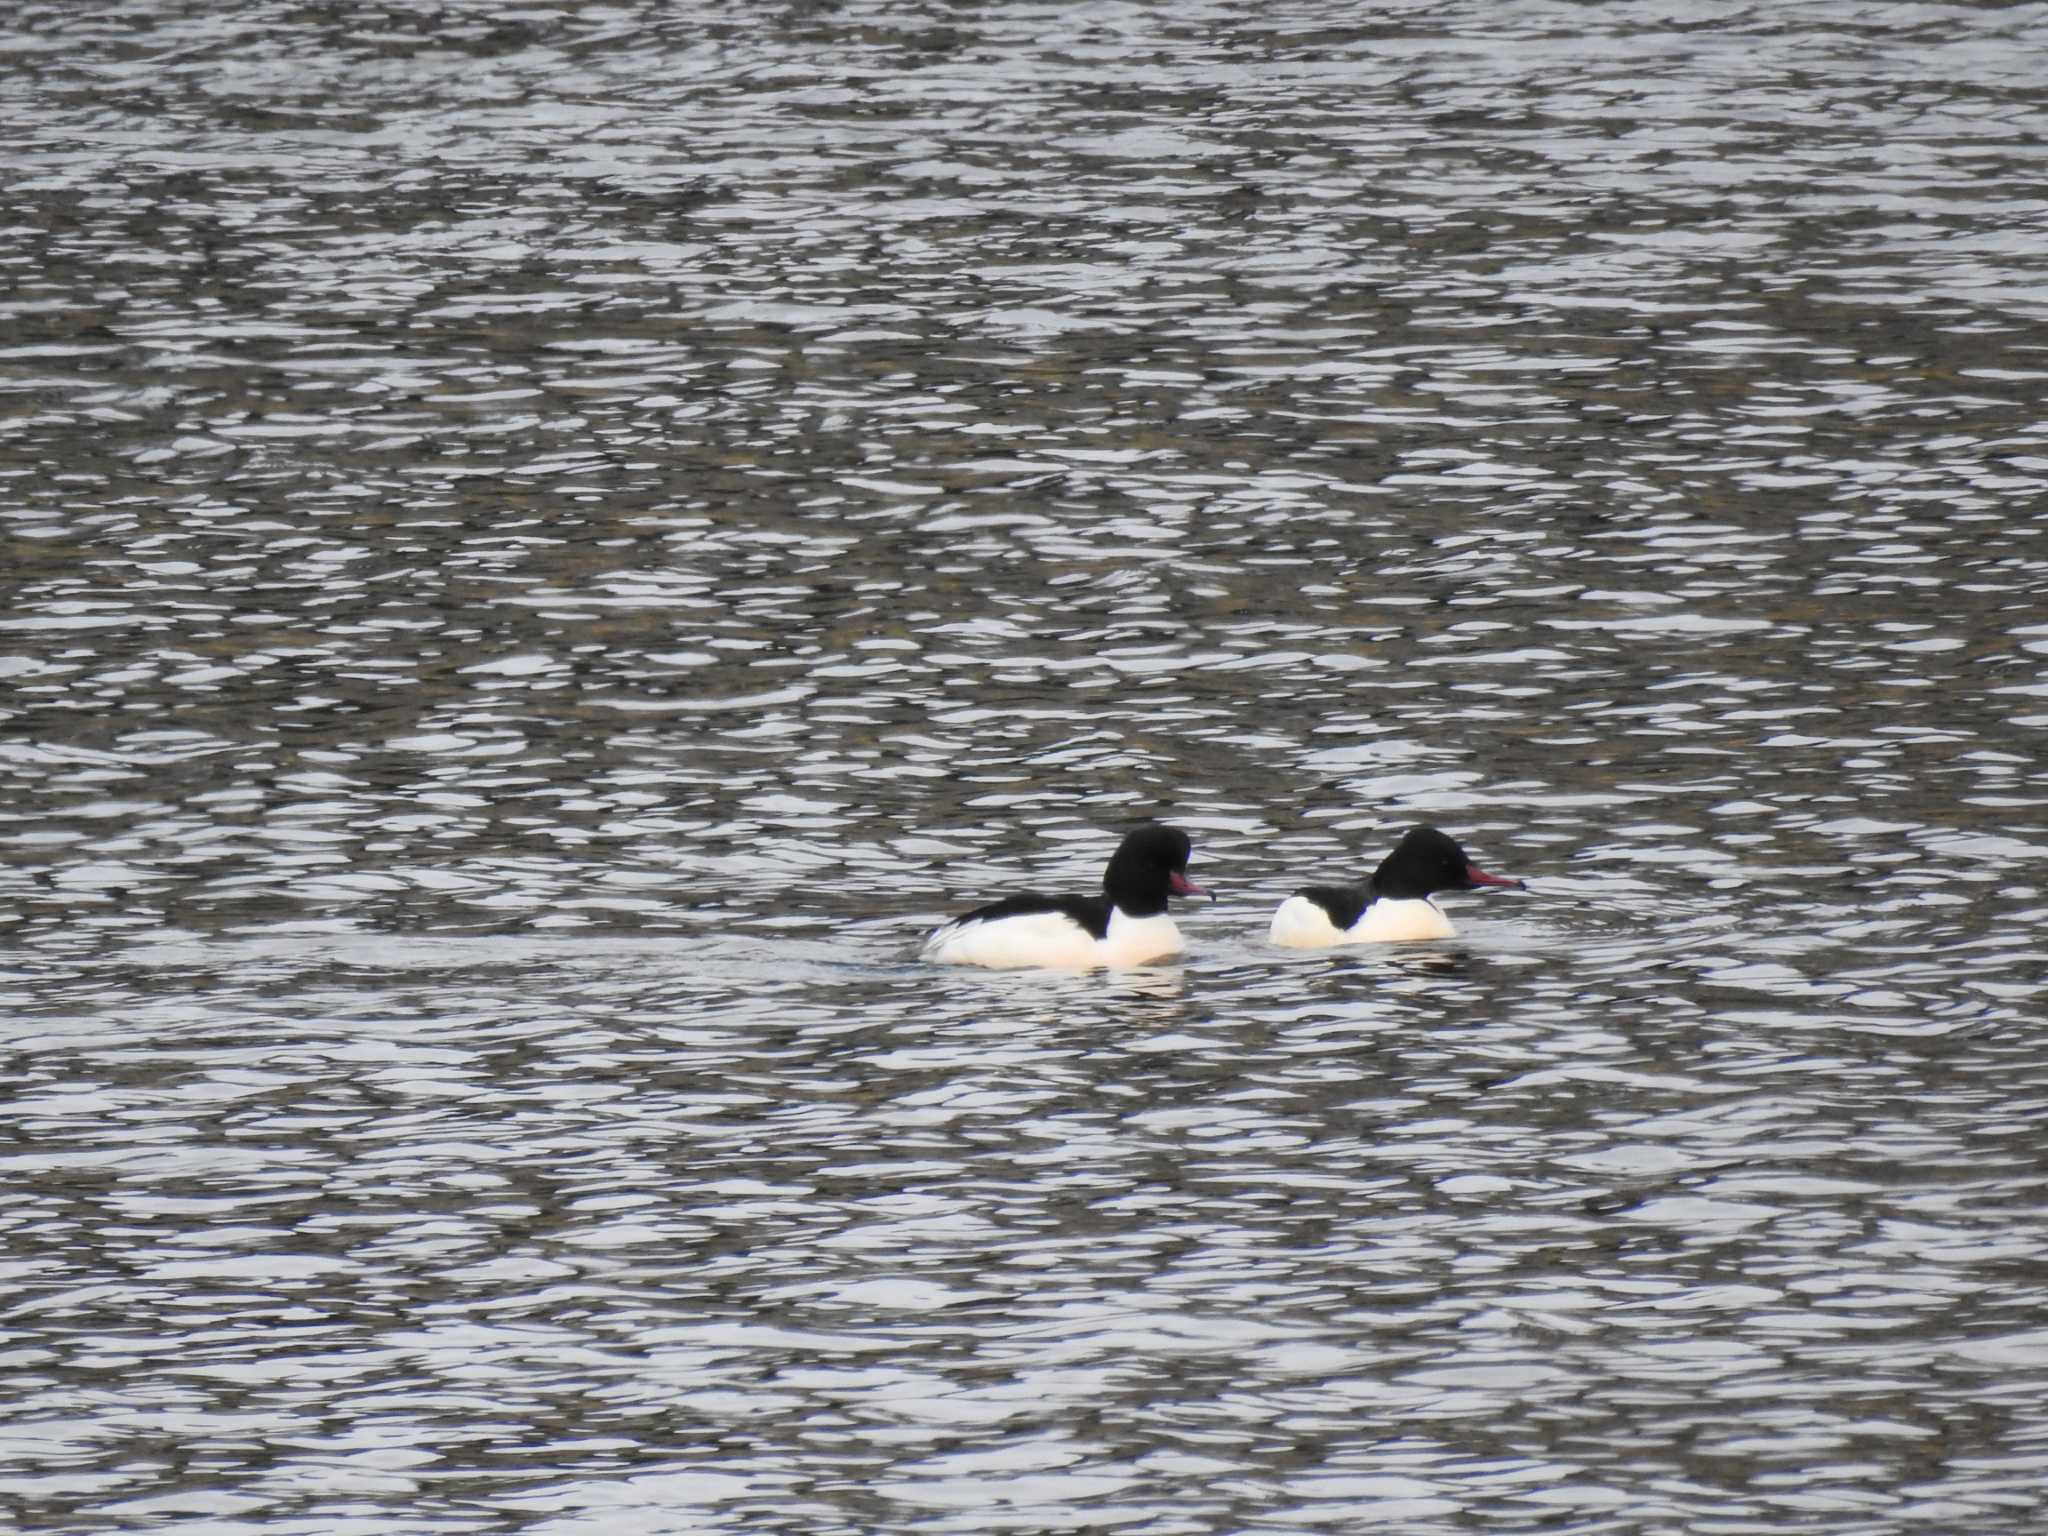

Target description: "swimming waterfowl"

left=923, top=823, right=1207, bottom=969
left=1269, top=826, right=1523, bottom=947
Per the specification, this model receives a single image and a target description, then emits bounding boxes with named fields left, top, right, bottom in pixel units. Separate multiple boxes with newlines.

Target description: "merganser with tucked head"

left=923, top=823, right=1207, bottom=969
left=1269, top=826, right=1523, bottom=946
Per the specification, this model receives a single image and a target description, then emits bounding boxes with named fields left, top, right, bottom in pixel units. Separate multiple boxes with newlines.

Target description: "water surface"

left=5, top=2, right=2048, bottom=1532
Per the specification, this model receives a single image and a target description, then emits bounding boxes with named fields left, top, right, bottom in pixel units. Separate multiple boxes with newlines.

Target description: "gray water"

left=6, top=2, right=2048, bottom=1532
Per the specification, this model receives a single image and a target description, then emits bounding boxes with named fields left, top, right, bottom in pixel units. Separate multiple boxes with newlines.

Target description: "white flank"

left=1268, top=895, right=1346, bottom=948
left=921, top=909, right=1100, bottom=969
left=1268, top=894, right=1455, bottom=948
left=922, top=907, right=1184, bottom=970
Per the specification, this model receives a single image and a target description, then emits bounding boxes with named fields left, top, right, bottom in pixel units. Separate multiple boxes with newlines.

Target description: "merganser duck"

left=1268, top=826, right=1523, bottom=947
left=922, top=823, right=1207, bottom=969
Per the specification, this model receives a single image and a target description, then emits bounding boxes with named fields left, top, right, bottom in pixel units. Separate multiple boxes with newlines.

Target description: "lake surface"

left=5, top=2, right=2048, bottom=1531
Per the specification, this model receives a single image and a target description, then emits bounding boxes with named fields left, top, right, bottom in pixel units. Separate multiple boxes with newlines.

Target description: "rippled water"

left=5, top=2, right=2048, bottom=1531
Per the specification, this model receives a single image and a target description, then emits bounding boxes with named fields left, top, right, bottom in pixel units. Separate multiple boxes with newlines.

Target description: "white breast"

left=1268, top=894, right=1454, bottom=948
left=1097, top=909, right=1184, bottom=968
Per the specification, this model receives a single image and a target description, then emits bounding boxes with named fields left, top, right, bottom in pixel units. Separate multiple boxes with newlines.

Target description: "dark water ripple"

left=4, top=2, right=2048, bottom=1532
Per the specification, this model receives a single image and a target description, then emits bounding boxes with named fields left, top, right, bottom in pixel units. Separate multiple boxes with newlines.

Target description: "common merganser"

left=922, top=823, right=1207, bottom=969
left=1269, top=826, right=1523, bottom=947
